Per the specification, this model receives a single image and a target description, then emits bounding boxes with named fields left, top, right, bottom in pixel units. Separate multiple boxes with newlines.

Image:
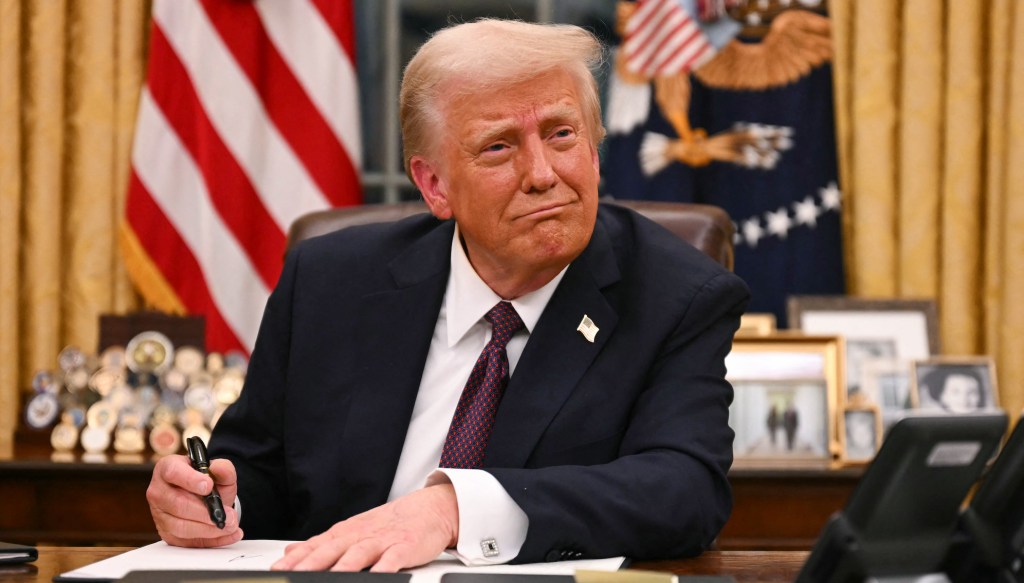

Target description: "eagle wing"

left=694, top=9, right=832, bottom=91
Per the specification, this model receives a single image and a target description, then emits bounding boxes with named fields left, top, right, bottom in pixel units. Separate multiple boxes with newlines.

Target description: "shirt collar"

left=446, top=224, right=568, bottom=348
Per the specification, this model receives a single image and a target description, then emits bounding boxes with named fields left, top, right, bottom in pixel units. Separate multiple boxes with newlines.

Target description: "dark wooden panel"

left=0, top=448, right=159, bottom=545
left=720, top=467, right=861, bottom=550
left=0, top=447, right=861, bottom=548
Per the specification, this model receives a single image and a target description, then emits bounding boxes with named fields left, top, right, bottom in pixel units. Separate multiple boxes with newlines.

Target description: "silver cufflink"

left=481, top=538, right=500, bottom=557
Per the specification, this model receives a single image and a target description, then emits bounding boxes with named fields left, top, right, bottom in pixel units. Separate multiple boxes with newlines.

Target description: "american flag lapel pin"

left=577, top=314, right=599, bottom=343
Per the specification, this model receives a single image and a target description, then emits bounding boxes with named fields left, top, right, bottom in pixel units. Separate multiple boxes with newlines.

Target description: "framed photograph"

left=839, top=405, right=883, bottom=464
left=725, top=334, right=844, bottom=467
left=860, top=358, right=916, bottom=431
left=737, top=313, right=777, bottom=337
left=787, top=296, right=939, bottom=398
left=912, top=357, right=1000, bottom=414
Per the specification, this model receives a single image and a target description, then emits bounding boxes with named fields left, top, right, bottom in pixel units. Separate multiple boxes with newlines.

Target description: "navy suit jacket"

left=209, top=203, right=750, bottom=563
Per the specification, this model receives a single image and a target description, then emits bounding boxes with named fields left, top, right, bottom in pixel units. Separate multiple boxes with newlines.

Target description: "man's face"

left=411, top=69, right=600, bottom=292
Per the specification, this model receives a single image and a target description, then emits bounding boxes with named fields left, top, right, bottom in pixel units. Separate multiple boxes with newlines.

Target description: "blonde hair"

left=399, top=19, right=606, bottom=177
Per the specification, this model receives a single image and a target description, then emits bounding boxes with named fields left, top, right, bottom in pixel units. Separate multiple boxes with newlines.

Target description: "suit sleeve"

left=487, top=270, right=749, bottom=563
left=207, top=245, right=301, bottom=538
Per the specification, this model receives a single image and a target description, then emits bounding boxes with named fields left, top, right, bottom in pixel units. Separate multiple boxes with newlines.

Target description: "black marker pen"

left=186, top=436, right=226, bottom=529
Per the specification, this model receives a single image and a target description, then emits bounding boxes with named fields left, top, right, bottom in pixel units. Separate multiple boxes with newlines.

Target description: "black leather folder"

left=0, top=541, right=37, bottom=564
left=440, top=574, right=734, bottom=583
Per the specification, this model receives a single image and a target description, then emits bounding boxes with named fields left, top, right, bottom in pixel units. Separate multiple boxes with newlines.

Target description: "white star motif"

left=793, top=196, right=819, bottom=227
left=765, top=207, right=792, bottom=239
left=819, top=181, right=842, bottom=211
left=742, top=218, right=764, bottom=248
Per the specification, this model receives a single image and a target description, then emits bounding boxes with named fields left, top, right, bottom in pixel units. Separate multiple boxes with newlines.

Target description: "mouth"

left=518, top=201, right=574, bottom=220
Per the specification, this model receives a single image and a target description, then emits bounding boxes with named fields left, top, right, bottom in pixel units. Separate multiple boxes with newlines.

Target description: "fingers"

left=154, top=455, right=214, bottom=495
left=209, top=458, right=238, bottom=501
left=159, top=523, right=245, bottom=548
left=271, top=484, right=458, bottom=572
left=148, top=455, right=243, bottom=546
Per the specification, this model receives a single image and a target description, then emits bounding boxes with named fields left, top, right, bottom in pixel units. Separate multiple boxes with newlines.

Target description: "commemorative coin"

left=25, top=393, right=60, bottom=429
left=125, top=331, right=174, bottom=374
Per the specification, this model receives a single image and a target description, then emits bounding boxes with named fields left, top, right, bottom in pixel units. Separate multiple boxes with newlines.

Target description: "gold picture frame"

left=838, top=403, right=883, bottom=465
left=737, top=313, right=778, bottom=337
left=726, top=334, right=845, bottom=468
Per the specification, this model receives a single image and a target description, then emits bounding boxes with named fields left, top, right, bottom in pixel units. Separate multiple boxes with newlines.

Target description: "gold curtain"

left=831, top=0, right=1024, bottom=418
left=0, top=1, right=149, bottom=452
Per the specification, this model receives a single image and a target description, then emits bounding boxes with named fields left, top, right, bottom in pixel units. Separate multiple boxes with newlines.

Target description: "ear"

left=410, top=156, right=453, bottom=220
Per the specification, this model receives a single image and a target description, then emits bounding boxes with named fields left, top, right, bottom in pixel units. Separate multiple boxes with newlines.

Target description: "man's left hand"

left=271, top=483, right=459, bottom=572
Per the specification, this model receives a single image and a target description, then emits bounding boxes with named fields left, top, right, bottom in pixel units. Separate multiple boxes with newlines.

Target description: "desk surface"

left=0, top=547, right=810, bottom=583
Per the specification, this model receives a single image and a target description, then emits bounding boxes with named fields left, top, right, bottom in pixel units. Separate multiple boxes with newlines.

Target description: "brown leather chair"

left=287, top=200, right=735, bottom=270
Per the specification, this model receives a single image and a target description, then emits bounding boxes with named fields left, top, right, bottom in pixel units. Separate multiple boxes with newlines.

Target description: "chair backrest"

left=287, top=200, right=735, bottom=270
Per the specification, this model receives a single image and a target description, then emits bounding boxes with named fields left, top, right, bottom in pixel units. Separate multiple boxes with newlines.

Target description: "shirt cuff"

left=428, top=469, right=528, bottom=565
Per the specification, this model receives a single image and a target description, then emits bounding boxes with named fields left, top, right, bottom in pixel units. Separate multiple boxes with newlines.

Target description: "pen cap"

left=186, top=436, right=209, bottom=467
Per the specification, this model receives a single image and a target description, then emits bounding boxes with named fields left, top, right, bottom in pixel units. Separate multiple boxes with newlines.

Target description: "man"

left=146, top=19, right=749, bottom=572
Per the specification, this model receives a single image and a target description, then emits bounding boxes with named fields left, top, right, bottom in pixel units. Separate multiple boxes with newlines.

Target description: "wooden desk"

left=0, top=445, right=859, bottom=549
left=0, top=547, right=810, bottom=583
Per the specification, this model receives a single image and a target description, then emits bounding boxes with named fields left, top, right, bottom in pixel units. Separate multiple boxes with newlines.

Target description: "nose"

left=518, top=136, right=558, bottom=193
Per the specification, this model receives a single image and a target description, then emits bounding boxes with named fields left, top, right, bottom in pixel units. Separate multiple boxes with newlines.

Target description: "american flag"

left=620, top=0, right=718, bottom=77
left=121, top=0, right=361, bottom=354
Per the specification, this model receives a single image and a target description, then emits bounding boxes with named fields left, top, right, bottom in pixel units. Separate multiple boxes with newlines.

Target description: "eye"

left=552, top=128, right=573, bottom=139
left=483, top=143, right=507, bottom=153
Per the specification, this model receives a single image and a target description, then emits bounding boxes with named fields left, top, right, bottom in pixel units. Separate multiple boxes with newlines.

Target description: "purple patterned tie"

left=439, top=301, right=524, bottom=469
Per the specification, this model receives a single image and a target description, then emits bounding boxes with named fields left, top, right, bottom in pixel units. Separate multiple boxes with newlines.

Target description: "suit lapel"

left=485, top=219, right=621, bottom=468
left=337, top=221, right=452, bottom=506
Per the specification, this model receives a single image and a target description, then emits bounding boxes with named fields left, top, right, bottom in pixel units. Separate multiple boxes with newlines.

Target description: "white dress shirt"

left=387, top=225, right=567, bottom=565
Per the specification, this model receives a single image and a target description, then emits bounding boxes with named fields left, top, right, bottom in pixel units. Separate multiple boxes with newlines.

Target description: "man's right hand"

left=147, top=454, right=243, bottom=547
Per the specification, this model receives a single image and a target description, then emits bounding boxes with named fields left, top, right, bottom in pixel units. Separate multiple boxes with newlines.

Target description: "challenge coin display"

left=26, top=333, right=247, bottom=455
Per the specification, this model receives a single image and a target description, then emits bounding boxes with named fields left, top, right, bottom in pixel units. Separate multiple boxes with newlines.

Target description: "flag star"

left=793, top=196, right=819, bottom=227
left=742, top=218, right=764, bottom=248
left=819, top=181, right=842, bottom=211
left=765, top=207, right=792, bottom=239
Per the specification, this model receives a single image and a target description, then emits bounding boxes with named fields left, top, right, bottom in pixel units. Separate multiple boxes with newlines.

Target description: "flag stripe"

left=310, top=0, right=356, bottom=61
left=199, top=0, right=360, bottom=207
left=640, top=23, right=700, bottom=76
left=126, top=172, right=246, bottom=354
left=147, top=23, right=285, bottom=289
left=629, top=15, right=692, bottom=73
left=153, top=0, right=333, bottom=232
left=132, top=89, right=268, bottom=351
left=256, top=0, right=362, bottom=170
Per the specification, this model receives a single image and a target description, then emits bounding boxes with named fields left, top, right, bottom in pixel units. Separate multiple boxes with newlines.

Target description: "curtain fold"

left=0, top=0, right=23, bottom=453
left=833, top=0, right=1024, bottom=418
left=0, top=1, right=145, bottom=451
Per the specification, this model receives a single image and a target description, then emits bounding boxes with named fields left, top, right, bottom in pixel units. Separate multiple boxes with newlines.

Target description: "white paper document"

left=59, top=540, right=626, bottom=583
